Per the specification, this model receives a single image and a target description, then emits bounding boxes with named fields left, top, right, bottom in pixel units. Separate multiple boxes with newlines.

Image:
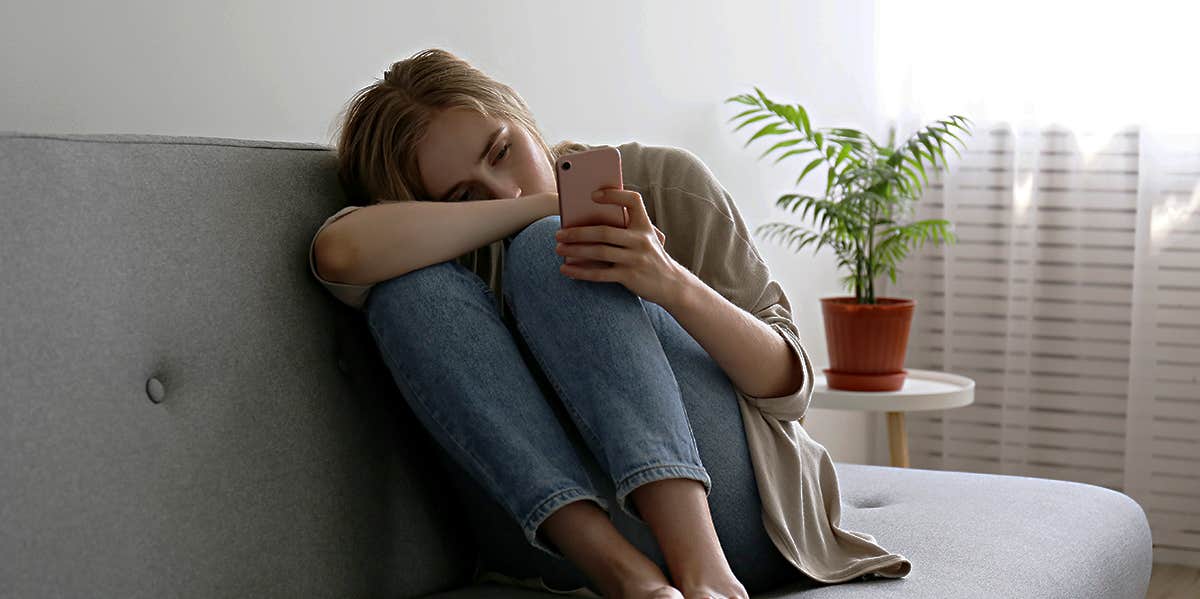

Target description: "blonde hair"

left=331, top=48, right=587, bottom=206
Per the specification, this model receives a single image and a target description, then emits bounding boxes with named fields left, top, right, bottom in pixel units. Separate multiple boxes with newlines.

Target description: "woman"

left=309, top=48, right=910, bottom=599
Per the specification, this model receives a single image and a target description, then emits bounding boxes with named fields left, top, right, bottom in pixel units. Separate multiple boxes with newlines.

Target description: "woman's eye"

left=452, top=144, right=511, bottom=201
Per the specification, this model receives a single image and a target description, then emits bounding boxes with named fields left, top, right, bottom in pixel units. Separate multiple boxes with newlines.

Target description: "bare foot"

left=676, top=573, right=749, bottom=599
left=613, top=580, right=685, bottom=599
left=592, top=564, right=685, bottom=599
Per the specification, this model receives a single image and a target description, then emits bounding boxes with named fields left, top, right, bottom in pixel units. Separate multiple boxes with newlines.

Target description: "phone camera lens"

left=562, top=161, right=572, bottom=171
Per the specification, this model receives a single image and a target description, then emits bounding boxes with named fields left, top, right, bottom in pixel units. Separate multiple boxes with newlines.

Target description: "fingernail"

left=592, top=190, right=603, bottom=199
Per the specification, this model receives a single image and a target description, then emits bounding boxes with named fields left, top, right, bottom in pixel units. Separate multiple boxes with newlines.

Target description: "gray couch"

left=1, top=132, right=1154, bottom=598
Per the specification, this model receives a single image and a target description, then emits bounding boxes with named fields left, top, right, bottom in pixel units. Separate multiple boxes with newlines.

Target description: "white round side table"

left=804, top=368, right=975, bottom=468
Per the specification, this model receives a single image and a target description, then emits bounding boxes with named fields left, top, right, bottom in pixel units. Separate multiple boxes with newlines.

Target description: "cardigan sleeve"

left=653, top=147, right=815, bottom=423
left=309, top=205, right=373, bottom=311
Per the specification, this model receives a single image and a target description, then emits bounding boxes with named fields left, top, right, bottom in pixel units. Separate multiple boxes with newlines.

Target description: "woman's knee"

left=514, top=214, right=561, bottom=244
left=505, top=215, right=561, bottom=282
left=365, top=259, right=494, bottom=327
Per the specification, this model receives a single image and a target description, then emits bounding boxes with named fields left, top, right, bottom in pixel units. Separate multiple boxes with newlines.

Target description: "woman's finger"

left=560, top=261, right=620, bottom=282
left=556, top=241, right=634, bottom=264
left=556, top=224, right=637, bottom=246
left=592, top=189, right=652, bottom=232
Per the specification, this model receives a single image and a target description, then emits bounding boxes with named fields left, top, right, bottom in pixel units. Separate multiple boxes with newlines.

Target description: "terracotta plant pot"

left=819, top=297, right=916, bottom=391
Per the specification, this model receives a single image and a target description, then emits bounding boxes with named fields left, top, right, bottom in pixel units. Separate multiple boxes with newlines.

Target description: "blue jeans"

left=364, top=215, right=811, bottom=594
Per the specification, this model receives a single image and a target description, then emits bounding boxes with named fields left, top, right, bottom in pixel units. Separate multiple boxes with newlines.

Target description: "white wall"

left=0, top=0, right=883, bottom=465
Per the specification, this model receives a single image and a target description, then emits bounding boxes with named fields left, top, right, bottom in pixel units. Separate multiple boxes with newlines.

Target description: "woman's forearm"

left=320, top=193, right=556, bottom=286
left=661, top=268, right=806, bottom=399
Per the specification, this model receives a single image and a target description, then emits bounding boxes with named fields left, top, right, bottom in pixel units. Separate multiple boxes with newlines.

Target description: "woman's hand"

left=553, top=187, right=688, bottom=308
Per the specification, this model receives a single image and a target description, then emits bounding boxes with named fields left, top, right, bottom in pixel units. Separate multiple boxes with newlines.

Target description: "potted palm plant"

left=725, top=87, right=973, bottom=391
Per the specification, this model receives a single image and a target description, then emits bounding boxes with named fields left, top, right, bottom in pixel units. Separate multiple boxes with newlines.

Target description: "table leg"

left=886, top=411, right=910, bottom=468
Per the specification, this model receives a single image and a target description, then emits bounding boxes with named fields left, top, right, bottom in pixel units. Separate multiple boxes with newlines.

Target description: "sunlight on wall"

left=877, top=0, right=1200, bottom=148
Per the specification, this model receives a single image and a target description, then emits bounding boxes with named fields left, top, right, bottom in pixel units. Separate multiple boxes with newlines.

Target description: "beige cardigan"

left=308, top=141, right=912, bottom=587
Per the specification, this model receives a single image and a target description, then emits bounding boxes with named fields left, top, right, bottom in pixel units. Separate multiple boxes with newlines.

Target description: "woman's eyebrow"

left=438, top=124, right=506, bottom=201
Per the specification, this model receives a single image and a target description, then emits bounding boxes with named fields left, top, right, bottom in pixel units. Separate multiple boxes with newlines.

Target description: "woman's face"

left=415, top=106, right=555, bottom=203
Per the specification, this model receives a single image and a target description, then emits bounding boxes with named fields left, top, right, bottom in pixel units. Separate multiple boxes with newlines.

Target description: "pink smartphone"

left=555, top=146, right=627, bottom=267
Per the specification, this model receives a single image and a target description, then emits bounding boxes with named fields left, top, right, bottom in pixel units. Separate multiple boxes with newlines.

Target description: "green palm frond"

left=725, top=90, right=974, bottom=303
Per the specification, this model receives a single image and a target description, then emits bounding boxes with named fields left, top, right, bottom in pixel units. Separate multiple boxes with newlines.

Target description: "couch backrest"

left=0, top=132, right=477, bottom=598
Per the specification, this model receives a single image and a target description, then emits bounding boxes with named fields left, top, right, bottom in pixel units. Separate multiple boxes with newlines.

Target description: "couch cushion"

left=0, top=132, right=477, bottom=598
left=424, top=463, right=1152, bottom=598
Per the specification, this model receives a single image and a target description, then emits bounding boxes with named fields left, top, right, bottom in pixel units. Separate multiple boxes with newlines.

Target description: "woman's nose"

left=487, top=181, right=521, bottom=200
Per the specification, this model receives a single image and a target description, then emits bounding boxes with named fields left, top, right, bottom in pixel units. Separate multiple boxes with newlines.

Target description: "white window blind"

left=878, top=121, right=1200, bottom=566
